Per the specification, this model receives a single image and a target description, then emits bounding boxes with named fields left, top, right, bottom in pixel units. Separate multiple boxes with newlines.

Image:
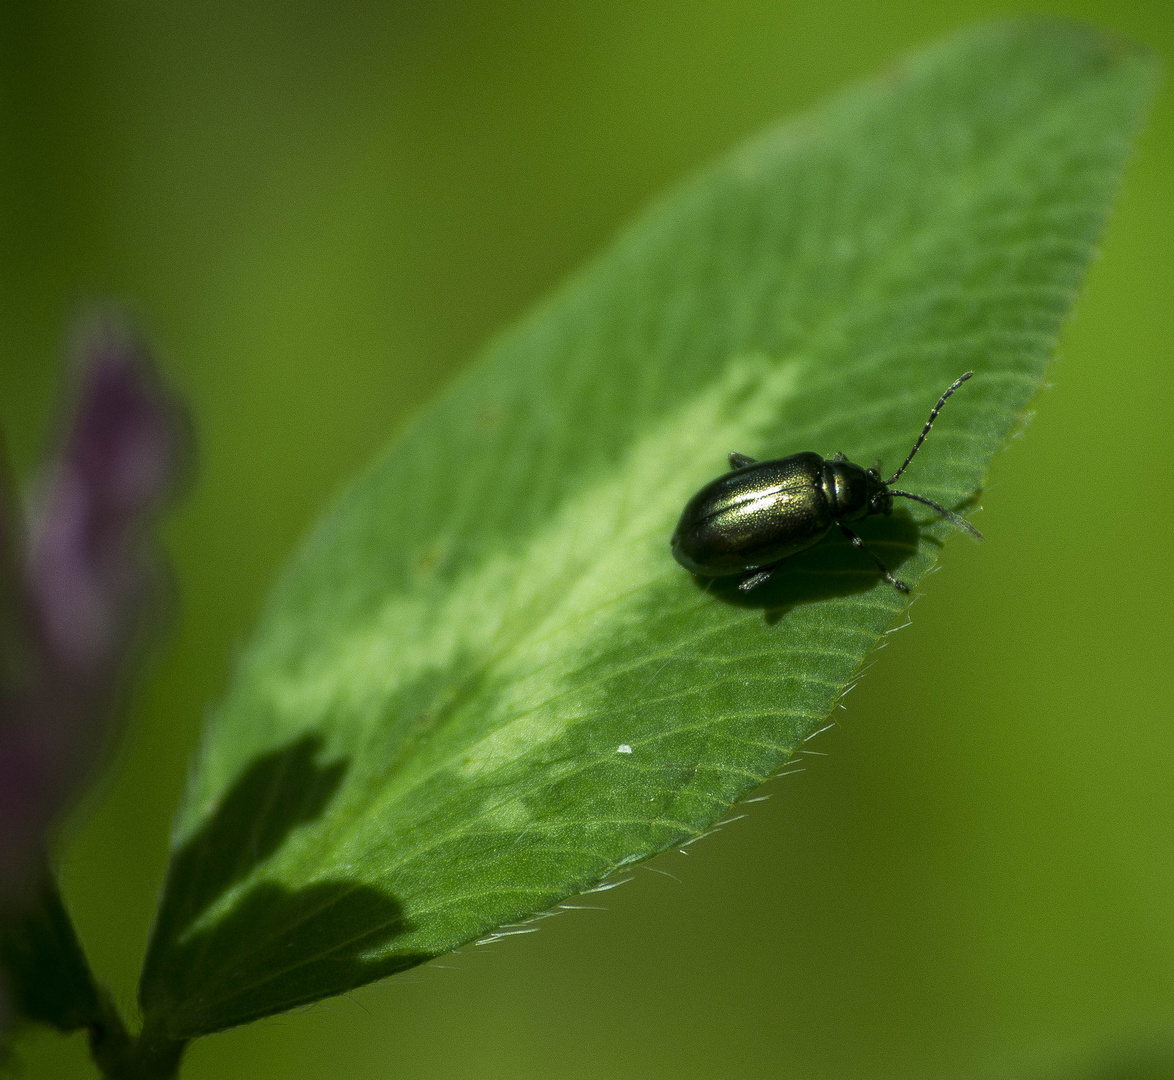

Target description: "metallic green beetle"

left=671, top=372, right=982, bottom=594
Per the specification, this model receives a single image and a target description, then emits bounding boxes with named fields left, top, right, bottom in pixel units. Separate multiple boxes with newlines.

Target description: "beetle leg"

left=838, top=524, right=909, bottom=593
left=728, top=452, right=757, bottom=469
left=738, top=567, right=775, bottom=592
left=833, top=452, right=845, bottom=462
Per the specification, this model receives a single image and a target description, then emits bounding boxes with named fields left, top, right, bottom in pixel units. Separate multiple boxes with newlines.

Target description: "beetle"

left=670, top=372, right=982, bottom=594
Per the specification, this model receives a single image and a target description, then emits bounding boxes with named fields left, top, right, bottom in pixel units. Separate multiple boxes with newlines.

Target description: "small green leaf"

left=139, top=19, right=1156, bottom=1037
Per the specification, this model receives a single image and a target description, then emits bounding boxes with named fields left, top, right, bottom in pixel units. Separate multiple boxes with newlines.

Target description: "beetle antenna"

left=884, top=372, right=973, bottom=485
left=889, top=490, right=984, bottom=540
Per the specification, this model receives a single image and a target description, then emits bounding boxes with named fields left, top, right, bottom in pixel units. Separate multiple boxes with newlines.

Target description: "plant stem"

left=88, top=994, right=187, bottom=1080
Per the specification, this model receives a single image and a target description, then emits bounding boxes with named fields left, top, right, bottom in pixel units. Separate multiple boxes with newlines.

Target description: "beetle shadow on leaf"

left=695, top=511, right=923, bottom=622
left=140, top=734, right=434, bottom=1036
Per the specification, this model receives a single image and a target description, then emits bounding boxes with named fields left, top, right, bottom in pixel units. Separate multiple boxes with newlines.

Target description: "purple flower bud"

left=0, top=319, right=188, bottom=900
left=26, top=327, right=185, bottom=673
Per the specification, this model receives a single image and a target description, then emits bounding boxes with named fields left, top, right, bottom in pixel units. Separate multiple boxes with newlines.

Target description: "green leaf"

left=138, top=19, right=1156, bottom=1038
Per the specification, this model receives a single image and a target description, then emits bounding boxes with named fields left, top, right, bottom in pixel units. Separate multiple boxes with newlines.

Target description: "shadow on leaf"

left=140, top=734, right=432, bottom=1037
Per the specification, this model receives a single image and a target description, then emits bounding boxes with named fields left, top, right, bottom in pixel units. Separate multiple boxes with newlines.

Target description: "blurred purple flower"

left=0, top=320, right=188, bottom=903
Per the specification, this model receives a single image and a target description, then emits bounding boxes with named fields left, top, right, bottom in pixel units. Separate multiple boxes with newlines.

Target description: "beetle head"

left=866, top=467, right=893, bottom=516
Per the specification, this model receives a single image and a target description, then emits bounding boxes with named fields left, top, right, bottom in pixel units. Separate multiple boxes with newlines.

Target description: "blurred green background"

left=1, top=1, right=1172, bottom=1078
